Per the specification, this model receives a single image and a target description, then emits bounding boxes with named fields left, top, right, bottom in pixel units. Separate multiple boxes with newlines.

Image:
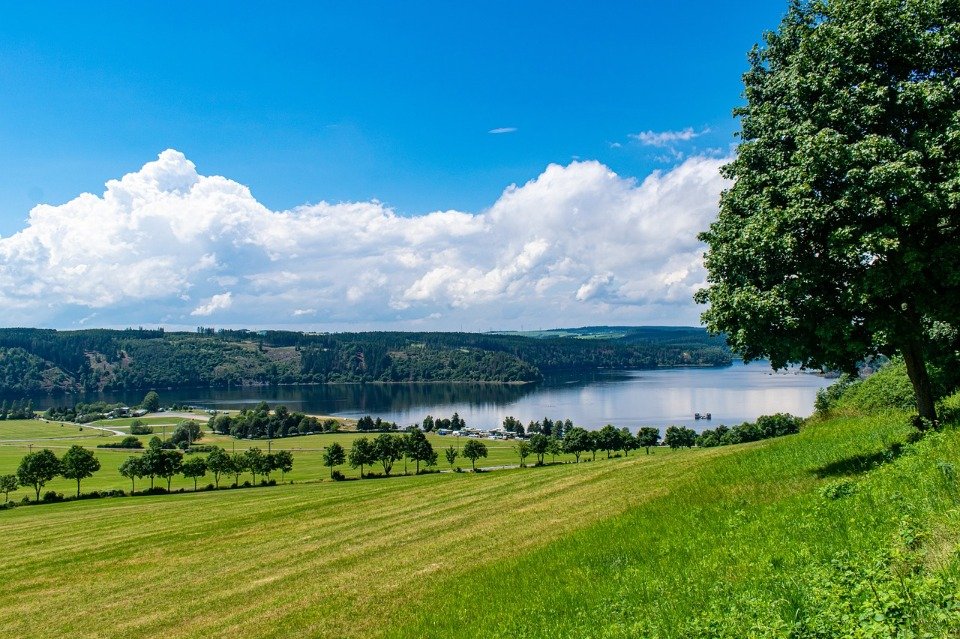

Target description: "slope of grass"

left=392, top=412, right=960, bottom=637
left=1, top=408, right=958, bottom=638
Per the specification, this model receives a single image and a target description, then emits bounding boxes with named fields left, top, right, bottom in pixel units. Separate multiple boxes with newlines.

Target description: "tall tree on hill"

left=60, top=445, right=100, bottom=497
left=696, top=0, right=960, bottom=425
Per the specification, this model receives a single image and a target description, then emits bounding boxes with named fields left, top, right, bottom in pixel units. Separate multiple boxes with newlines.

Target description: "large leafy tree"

left=696, top=0, right=960, bottom=423
left=17, top=449, right=62, bottom=501
left=60, top=445, right=101, bottom=497
left=349, top=437, right=375, bottom=478
left=461, top=440, right=488, bottom=471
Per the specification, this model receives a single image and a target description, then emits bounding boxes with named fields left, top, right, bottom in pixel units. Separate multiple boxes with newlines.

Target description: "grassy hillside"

left=1, top=403, right=958, bottom=636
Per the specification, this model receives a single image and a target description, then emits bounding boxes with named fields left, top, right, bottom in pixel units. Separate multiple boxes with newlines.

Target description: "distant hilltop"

left=0, top=326, right=731, bottom=394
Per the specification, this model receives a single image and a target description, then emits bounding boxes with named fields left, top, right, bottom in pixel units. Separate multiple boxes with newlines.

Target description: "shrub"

left=98, top=436, right=143, bottom=449
left=331, top=470, right=346, bottom=481
left=129, top=420, right=153, bottom=435
left=819, top=479, right=856, bottom=500
left=41, top=491, right=64, bottom=503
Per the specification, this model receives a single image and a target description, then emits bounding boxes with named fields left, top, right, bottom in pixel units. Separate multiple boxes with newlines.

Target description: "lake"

left=35, top=360, right=833, bottom=432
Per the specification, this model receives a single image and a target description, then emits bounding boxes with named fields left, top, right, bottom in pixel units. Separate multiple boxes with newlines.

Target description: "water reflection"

left=27, top=360, right=832, bottom=433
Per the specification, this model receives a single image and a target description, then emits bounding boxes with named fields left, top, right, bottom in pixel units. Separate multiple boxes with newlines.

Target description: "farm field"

left=0, top=420, right=578, bottom=498
left=1, top=405, right=958, bottom=637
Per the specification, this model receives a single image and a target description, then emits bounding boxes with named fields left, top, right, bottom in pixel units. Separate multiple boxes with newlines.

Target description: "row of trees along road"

left=696, top=0, right=960, bottom=427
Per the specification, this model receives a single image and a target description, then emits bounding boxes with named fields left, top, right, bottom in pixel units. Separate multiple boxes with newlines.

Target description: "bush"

left=42, top=491, right=64, bottom=503
left=129, top=420, right=153, bottom=435
left=819, top=479, right=856, bottom=500
left=832, top=359, right=923, bottom=413
left=331, top=470, right=345, bottom=481
left=97, top=435, right=143, bottom=449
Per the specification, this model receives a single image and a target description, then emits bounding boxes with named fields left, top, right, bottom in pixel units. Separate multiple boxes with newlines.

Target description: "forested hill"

left=0, top=326, right=730, bottom=394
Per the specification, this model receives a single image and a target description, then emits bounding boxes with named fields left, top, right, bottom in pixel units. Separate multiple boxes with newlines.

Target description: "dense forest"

left=0, top=326, right=730, bottom=394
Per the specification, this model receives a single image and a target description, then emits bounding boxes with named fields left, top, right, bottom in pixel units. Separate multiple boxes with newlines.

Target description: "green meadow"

left=1, top=400, right=958, bottom=637
left=0, top=421, right=572, bottom=497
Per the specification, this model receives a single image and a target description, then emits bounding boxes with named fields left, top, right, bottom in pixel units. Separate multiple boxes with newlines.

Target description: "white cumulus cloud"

left=0, top=149, right=729, bottom=329
left=191, top=292, right=233, bottom=316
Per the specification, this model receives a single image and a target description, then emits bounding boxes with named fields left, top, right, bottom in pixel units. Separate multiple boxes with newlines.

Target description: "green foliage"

left=0, top=326, right=731, bottom=393
left=664, top=425, right=696, bottom=449
left=180, top=457, right=207, bottom=490
left=695, top=0, right=960, bottom=422
left=444, top=446, right=458, bottom=469
left=818, top=479, right=857, bottom=501
left=635, top=426, right=661, bottom=453
left=60, top=445, right=101, bottom=497
left=405, top=429, right=436, bottom=474
left=0, top=474, right=17, bottom=503
left=461, top=440, right=488, bottom=471
left=371, top=433, right=405, bottom=476
left=170, top=420, right=203, bottom=447
left=562, top=427, right=590, bottom=462
left=273, top=449, right=294, bottom=481
left=698, top=413, right=803, bottom=448
left=514, top=441, right=531, bottom=467
left=118, top=456, right=147, bottom=492
left=129, top=419, right=153, bottom=435
left=831, top=360, right=921, bottom=414
left=141, top=391, right=160, bottom=412
left=349, top=437, right=375, bottom=478
left=322, top=442, right=346, bottom=478
left=17, top=449, right=62, bottom=501
left=97, top=435, right=143, bottom=449
left=205, top=447, right=231, bottom=488
left=528, top=433, right=550, bottom=465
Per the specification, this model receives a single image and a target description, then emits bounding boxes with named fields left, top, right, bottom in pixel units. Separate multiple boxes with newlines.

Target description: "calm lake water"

left=35, top=360, right=833, bottom=433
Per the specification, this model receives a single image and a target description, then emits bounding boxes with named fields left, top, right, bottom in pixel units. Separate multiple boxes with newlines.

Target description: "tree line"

left=1, top=440, right=296, bottom=506
left=208, top=402, right=341, bottom=439
left=0, top=326, right=730, bottom=394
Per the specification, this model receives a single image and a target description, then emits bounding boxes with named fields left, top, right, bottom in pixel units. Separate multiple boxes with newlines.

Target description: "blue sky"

left=0, top=1, right=789, bottom=330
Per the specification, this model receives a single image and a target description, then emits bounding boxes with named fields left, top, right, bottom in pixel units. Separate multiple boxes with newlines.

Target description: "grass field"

left=1, top=409, right=958, bottom=637
left=0, top=421, right=578, bottom=498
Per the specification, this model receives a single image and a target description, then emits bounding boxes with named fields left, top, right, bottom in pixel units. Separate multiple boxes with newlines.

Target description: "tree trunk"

left=902, top=339, right=938, bottom=424
left=76, top=479, right=81, bottom=498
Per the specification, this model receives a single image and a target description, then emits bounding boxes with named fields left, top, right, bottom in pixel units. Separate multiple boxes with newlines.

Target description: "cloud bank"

left=0, top=150, right=729, bottom=330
